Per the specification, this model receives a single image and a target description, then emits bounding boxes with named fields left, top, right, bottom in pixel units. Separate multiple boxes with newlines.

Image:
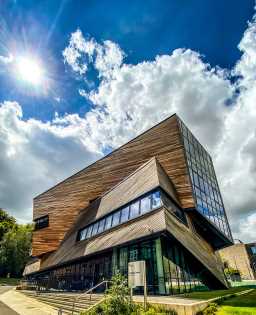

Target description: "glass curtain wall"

left=31, top=253, right=112, bottom=291
left=178, top=118, right=232, bottom=240
left=113, top=236, right=208, bottom=295
left=29, top=236, right=208, bottom=294
left=161, top=236, right=208, bottom=294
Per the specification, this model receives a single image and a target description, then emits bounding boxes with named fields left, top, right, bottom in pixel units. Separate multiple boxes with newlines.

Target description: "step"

left=29, top=297, right=90, bottom=313
left=31, top=295, right=97, bottom=307
left=21, top=291, right=104, bottom=299
left=22, top=293, right=103, bottom=306
left=22, top=291, right=103, bottom=299
left=21, top=292, right=103, bottom=303
left=20, top=291, right=104, bottom=314
left=36, top=299, right=101, bottom=315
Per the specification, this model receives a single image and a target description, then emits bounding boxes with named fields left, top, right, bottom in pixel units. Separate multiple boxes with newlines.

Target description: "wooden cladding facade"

left=32, top=114, right=194, bottom=257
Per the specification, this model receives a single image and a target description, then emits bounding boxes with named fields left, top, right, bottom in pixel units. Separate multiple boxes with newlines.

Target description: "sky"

left=0, top=0, right=256, bottom=243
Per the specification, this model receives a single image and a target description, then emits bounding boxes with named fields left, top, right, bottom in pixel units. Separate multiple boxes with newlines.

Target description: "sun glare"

left=16, top=56, right=44, bottom=85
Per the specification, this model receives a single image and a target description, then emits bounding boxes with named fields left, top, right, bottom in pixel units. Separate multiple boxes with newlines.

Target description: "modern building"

left=218, top=242, right=256, bottom=280
left=24, top=114, right=233, bottom=295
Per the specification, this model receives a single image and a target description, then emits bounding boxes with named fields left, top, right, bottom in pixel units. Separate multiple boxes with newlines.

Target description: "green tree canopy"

left=0, top=209, right=33, bottom=278
left=0, top=208, right=16, bottom=241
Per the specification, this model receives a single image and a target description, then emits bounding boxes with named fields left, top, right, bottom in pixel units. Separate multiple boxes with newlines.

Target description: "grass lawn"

left=217, top=289, right=256, bottom=315
left=181, top=286, right=254, bottom=300
left=0, top=277, right=21, bottom=286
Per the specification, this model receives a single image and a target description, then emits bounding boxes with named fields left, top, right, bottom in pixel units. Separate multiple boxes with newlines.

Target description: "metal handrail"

left=71, top=280, right=110, bottom=315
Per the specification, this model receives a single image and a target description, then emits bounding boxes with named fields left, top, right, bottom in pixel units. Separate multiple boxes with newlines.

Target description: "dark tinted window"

left=34, top=215, right=49, bottom=230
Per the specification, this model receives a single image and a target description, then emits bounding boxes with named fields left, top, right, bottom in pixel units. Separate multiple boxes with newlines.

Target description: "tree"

left=0, top=208, right=16, bottom=241
left=85, top=273, right=176, bottom=315
left=0, top=224, right=33, bottom=277
left=86, top=273, right=137, bottom=315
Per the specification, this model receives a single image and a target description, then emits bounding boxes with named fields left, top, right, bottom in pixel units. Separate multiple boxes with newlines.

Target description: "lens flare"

left=16, top=56, right=43, bottom=85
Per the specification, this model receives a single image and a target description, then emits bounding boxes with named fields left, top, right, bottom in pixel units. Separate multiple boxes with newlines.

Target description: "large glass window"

left=112, top=211, right=121, bottom=227
left=79, top=228, right=88, bottom=241
left=152, top=191, right=161, bottom=209
left=251, top=246, right=256, bottom=255
left=120, top=207, right=129, bottom=223
left=179, top=119, right=232, bottom=240
left=161, top=190, right=187, bottom=224
left=77, top=189, right=163, bottom=242
left=140, top=195, right=151, bottom=214
left=87, top=225, right=93, bottom=238
left=97, top=219, right=105, bottom=234
left=129, top=200, right=140, bottom=219
left=91, top=222, right=99, bottom=236
left=129, top=246, right=139, bottom=261
left=105, top=215, right=113, bottom=230
left=77, top=188, right=188, bottom=242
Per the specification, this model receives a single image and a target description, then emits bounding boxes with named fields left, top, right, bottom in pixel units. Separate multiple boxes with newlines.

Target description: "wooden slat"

left=32, top=114, right=194, bottom=256
left=40, top=209, right=166, bottom=270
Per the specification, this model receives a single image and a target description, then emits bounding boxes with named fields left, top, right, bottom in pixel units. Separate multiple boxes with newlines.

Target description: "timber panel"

left=32, top=114, right=194, bottom=256
left=40, top=208, right=166, bottom=271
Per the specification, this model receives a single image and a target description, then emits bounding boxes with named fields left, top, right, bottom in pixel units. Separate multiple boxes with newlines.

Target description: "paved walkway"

left=0, top=287, right=58, bottom=315
left=0, top=287, right=19, bottom=315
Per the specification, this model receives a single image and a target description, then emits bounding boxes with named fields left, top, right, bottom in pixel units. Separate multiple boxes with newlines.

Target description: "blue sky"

left=0, top=0, right=254, bottom=121
left=1, top=0, right=256, bottom=242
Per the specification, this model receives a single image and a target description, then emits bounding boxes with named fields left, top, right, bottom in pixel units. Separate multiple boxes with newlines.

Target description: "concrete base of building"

left=133, top=289, right=254, bottom=315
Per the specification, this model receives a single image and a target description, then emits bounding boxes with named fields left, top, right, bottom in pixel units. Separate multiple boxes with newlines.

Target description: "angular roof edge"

left=34, top=113, right=179, bottom=200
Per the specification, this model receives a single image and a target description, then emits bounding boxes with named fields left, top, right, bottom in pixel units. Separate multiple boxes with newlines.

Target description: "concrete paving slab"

left=0, top=286, right=19, bottom=315
left=0, top=288, right=59, bottom=315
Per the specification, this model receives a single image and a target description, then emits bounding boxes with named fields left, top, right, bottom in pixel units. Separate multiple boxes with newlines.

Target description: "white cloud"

left=63, top=29, right=124, bottom=79
left=2, top=12, right=256, bottom=244
left=61, top=18, right=256, bottom=243
left=234, top=15, right=256, bottom=88
left=0, top=101, right=101, bottom=222
left=215, top=14, right=256, bottom=225
left=233, top=212, right=256, bottom=243
left=63, top=29, right=91, bottom=75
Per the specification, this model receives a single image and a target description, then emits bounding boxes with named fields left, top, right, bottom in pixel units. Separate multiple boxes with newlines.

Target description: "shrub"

left=82, top=274, right=177, bottom=315
left=84, top=273, right=138, bottom=315
left=200, top=303, right=218, bottom=315
left=138, top=304, right=177, bottom=315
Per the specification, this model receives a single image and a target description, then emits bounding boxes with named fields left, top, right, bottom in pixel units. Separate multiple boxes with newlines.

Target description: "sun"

left=16, top=56, right=44, bottom=85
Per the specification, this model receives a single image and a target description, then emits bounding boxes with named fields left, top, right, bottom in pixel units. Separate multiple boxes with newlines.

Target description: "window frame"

left=179, top=119, right=232, bottom=239
left=34, top=215, right=49, bottom=230
left=77, top=188, right=163, bottom=242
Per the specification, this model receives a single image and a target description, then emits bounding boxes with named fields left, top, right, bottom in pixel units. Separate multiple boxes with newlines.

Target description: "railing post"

left=71, top=279, right=106, bottom=314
